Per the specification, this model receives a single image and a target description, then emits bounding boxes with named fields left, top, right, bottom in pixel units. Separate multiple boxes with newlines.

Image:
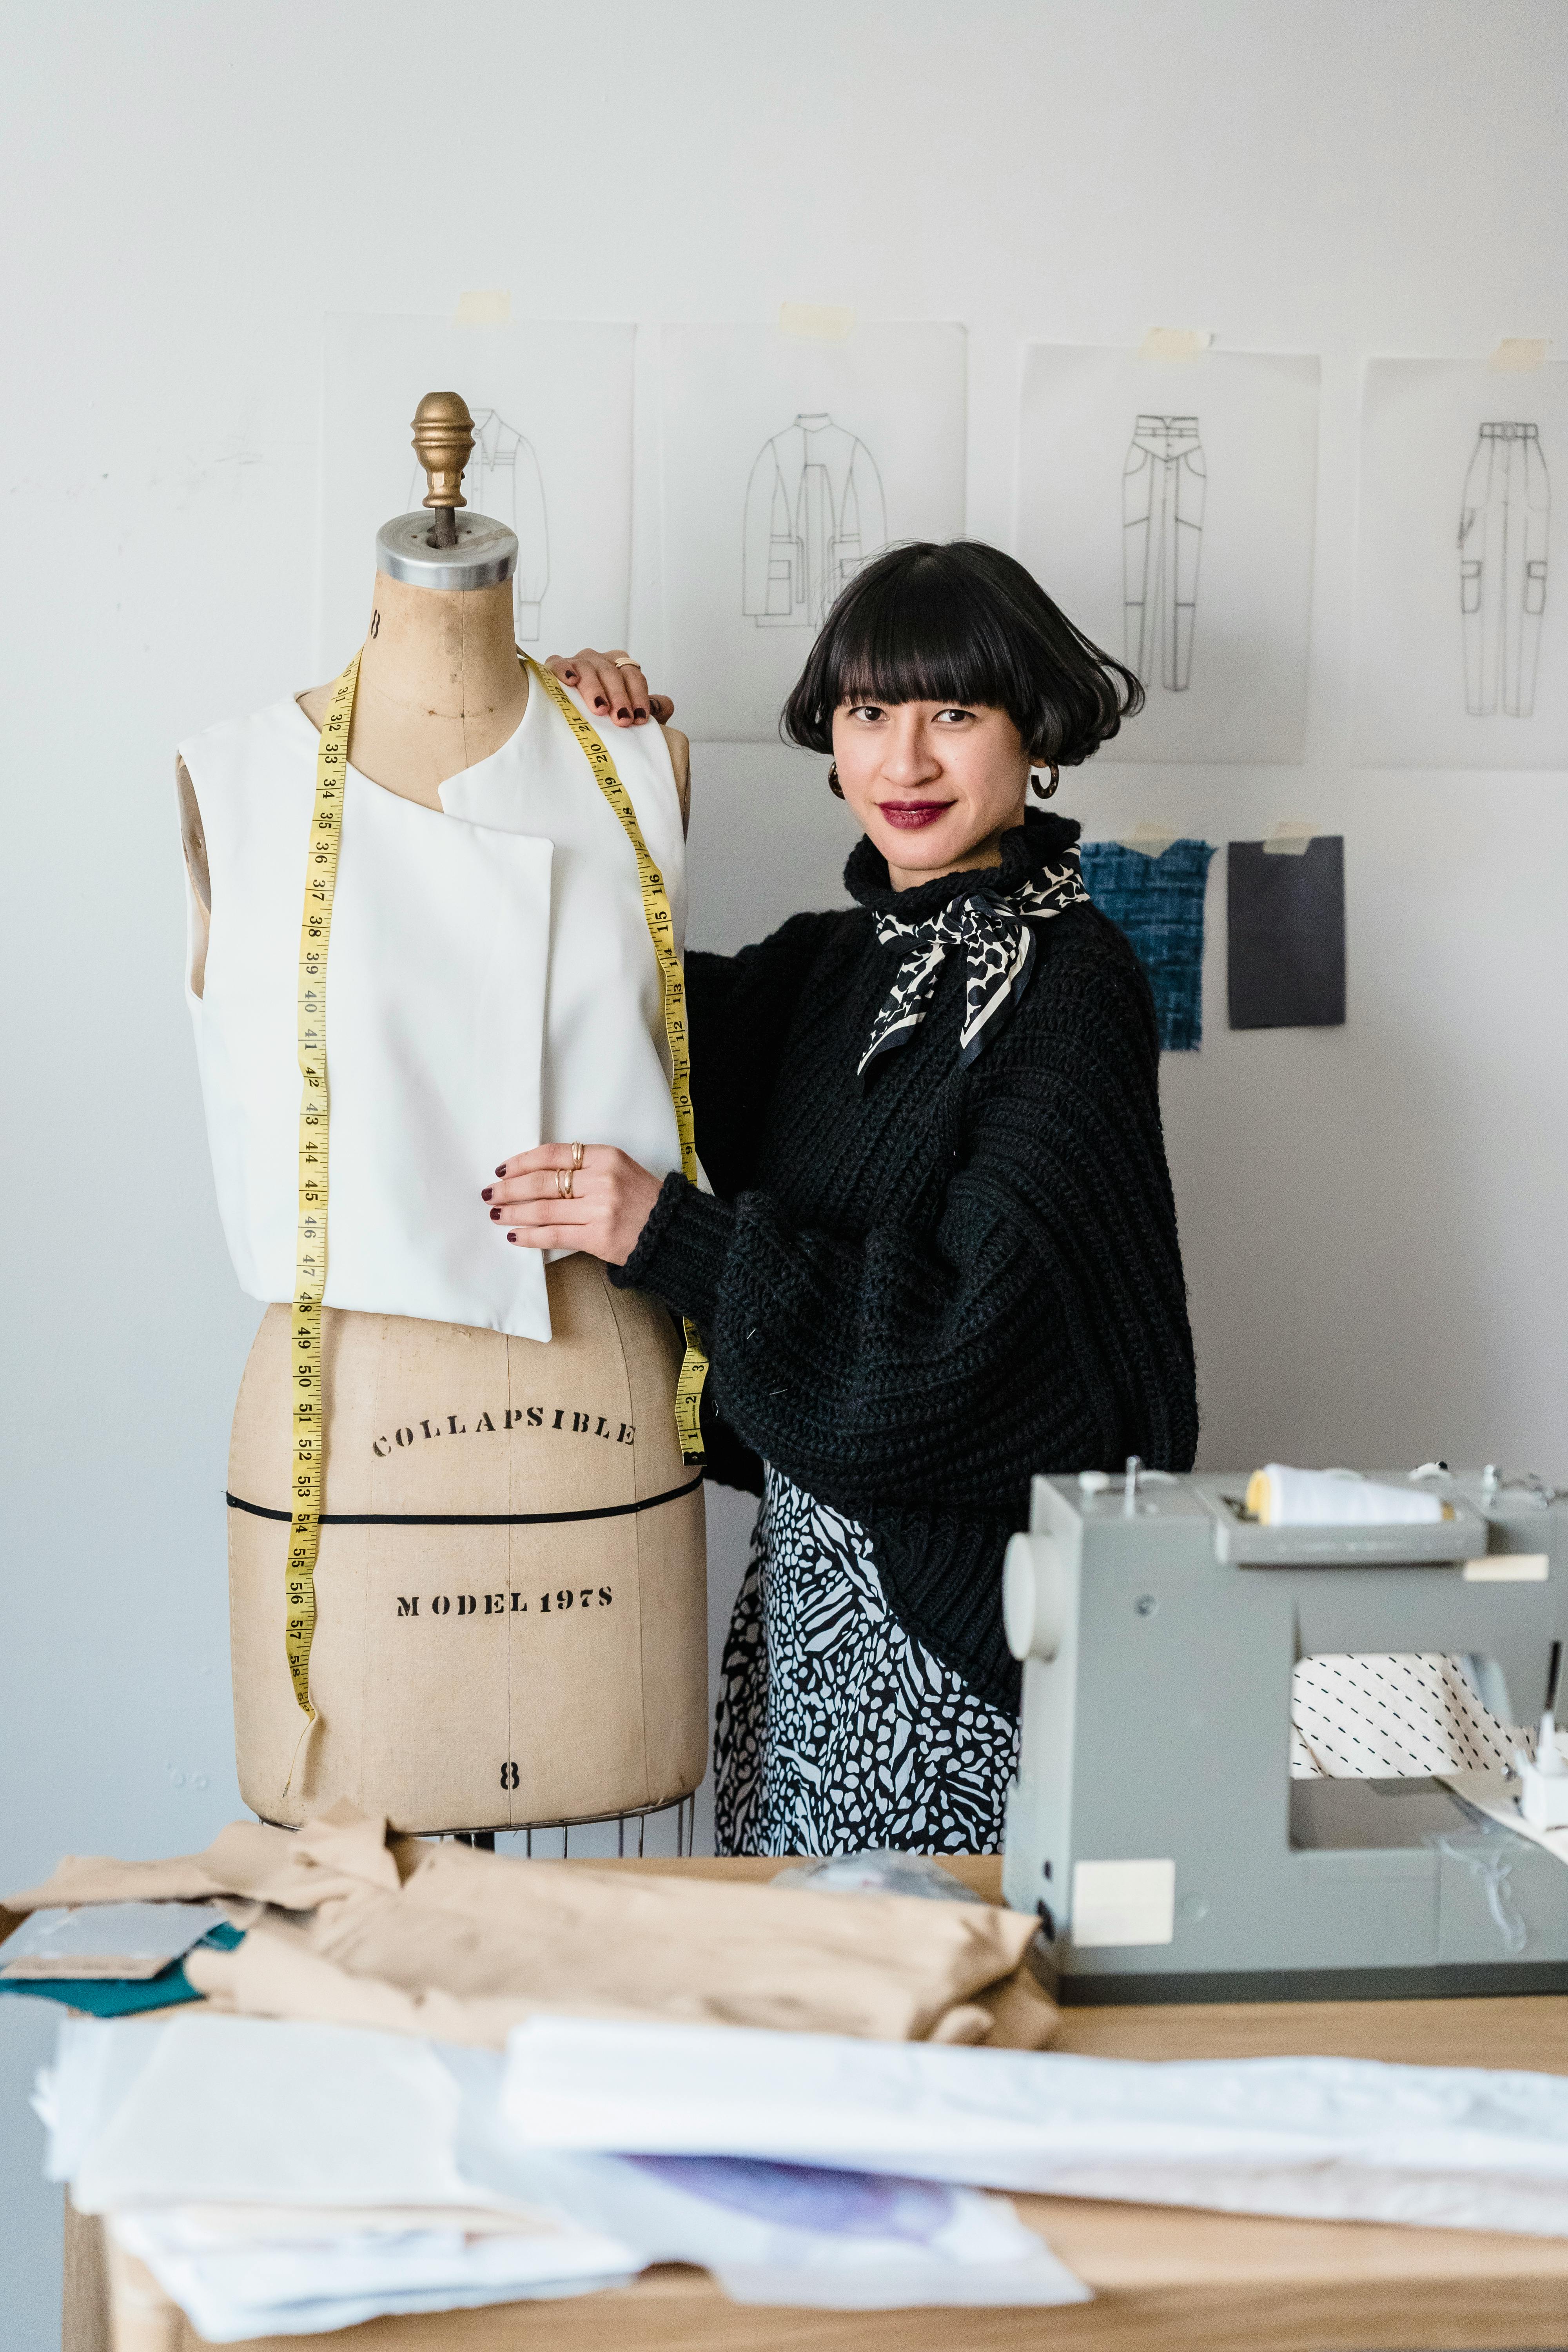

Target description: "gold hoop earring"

left=828, top=763, right=845, bottom=799
left=1030, top=764, right=1060, bottom=800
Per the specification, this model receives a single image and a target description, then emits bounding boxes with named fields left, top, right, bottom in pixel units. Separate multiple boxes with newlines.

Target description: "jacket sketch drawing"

left=408, top=407, right=550, bottom=639
left=742, top=412, right=887, bottom=631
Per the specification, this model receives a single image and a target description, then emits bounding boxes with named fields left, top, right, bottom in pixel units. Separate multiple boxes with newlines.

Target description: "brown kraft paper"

left=7, top=1804, right=1058, bottom=2050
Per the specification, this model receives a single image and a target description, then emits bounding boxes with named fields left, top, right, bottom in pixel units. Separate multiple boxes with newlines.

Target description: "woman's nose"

left=880, top=718, right=940, bottom=783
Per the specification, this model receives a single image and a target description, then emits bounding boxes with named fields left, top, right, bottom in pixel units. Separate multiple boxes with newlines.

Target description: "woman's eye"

left=848, top=704, right=885, bottom=721
left=934, top=708, right=974, bottom=725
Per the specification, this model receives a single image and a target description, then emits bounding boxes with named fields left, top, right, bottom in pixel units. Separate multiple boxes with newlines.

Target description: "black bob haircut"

left=781, top=540, right=1142, bottom=766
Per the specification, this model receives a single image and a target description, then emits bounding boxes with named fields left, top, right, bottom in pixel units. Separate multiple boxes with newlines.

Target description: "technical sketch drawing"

left=1123, top=414, right=1206, bottom=691
left=1458, top=421, right=1550, bottom=717
left=408, top=407, right=550, bottom=639
left=742, top=412, right=887, bottom=629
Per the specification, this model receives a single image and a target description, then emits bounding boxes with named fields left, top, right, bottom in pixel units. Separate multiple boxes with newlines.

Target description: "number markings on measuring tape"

left=286, top=652, right=360, bottom=1720
left=526, top=660, right=709, bottom=1462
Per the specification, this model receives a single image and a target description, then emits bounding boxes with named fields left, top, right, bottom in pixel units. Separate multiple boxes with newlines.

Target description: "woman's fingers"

left=492, top=1142, right=600, bottom=1183
left=542, top=650, right=667, bottom=728
left=605, top=655, right=652, bottom=726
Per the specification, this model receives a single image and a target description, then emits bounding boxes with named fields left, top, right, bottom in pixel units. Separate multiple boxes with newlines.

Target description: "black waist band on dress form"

left=225, top=1469, right=704, bottom=1530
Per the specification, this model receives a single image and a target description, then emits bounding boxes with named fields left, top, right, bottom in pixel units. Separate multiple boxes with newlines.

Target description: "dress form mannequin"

left=178, top=394, right=707, bottom=1837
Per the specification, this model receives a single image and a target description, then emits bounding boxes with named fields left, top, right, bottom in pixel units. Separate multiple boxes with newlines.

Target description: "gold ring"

left=570, top=1141, right=584, bottom=1170
left=611, top=655, right=639, bottom=671
left=556, top=1167, right=574, bottom=1200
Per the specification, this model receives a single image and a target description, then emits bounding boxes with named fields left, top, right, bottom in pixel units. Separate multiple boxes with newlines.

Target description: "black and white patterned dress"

left=712, top=1467, right=1021, bottom=1857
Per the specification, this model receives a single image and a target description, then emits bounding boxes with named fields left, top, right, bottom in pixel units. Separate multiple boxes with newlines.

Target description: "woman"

left=485, top=541, right=1198, bottom=1855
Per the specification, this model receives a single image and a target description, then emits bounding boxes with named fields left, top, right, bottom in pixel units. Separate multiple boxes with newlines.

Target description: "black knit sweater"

left=613, top=810, right=1199, bottom=1711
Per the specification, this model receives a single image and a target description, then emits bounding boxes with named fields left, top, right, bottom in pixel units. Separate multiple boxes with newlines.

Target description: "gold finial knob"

left=411, top=391, right=474, bottom=512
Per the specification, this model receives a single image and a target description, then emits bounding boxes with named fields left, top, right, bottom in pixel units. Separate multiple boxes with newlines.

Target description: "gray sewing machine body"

left=1001, top=1468, right=1568, bottom=2002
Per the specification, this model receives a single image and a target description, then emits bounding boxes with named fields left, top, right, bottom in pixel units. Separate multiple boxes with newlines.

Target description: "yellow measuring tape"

left=285, top=651, right=360, bottom=1720
left=526, top=657, right=710, bottom=1463
left=282, top=646, right=706, bottom=1718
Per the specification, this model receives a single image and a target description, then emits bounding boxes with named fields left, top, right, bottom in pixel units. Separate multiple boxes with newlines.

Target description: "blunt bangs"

left=780, top=540, right=1143, bottom=766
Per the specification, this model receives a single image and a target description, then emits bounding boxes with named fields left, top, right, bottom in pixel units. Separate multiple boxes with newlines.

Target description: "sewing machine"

left=1001, top=1465, right=1568, bottom=2002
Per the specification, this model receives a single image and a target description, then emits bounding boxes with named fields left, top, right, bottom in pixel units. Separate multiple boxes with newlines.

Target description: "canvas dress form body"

left=177, top=674, right=707, bottom=1833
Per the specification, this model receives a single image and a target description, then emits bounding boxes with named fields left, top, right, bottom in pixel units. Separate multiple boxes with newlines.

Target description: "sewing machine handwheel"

left=1003, top=1532, right=1069, bottom=1663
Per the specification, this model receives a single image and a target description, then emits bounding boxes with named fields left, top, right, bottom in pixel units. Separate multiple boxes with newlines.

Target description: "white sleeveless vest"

left=180, top=677, right=688, bottom=1344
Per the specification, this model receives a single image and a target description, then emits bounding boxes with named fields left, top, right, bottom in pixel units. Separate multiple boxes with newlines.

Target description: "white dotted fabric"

left=1290, top=1653, right=1525, bottom=1778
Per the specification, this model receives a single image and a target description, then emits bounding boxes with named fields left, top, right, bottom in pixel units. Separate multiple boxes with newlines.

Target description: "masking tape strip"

left=1116, top=823, right=1179, bottom=858
left=779, top=301, right=855, bottom=341
left=1140, top=327, right=1212, bottom=362
left=1463, top=1554, right=1549, bottom=1583
left=454, top=290, right=512, bottom=327
left=1262, top=820, right=1316, bottom=857
left=1488, top=338, right=1549, bottom=373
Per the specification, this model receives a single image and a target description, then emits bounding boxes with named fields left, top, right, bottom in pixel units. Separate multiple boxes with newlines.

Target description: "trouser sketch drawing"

left=1123, top=413, right=1205, bottom=691
left=1459, top=421, right=1550, bottom=718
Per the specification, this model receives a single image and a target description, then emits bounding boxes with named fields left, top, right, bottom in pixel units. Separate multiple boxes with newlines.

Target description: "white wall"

left=3, top=4, right=1565, bottom=2339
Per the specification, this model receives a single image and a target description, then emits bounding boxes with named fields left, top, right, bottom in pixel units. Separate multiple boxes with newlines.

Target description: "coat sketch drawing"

left=1123, top=414, right=1205, bottom=692
left=1459, top=421, right=1550, bottom=717
left=408, top=406, right=550, bottom=640
left=742, top=412, right=887, bottom=630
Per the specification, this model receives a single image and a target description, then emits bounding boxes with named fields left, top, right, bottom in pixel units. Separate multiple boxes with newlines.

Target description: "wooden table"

left=73, top=1856, right=1568, bottom=2352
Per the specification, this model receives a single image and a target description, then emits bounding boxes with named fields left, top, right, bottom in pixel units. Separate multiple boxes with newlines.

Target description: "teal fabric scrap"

left=0, top=1920, right=244, bottom=2016
left=1078, top=838, right=1216, bottom=1051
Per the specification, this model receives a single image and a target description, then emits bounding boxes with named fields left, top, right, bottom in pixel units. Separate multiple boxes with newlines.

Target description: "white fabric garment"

left=1253, top=1465, right=1446, bottom=1526
left=503, top=2018, right=1568, bottom=2238
left=180, top=676, right=687, bottom=1343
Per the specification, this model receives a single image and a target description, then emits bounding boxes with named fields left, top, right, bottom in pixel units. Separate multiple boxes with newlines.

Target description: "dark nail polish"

left=494, top=1165, right=506, bottom=1177
left=506, top=1231, right=517, bottom=1243
left=617, top=707, right=630, bottom=720
left=634, top=707, right=646, bottom=720
left=481, top=1187, right=493, bottom=1201
left=490, top=1206, right=501, bottom=1220
left=594, top=697, right=608, bottom=710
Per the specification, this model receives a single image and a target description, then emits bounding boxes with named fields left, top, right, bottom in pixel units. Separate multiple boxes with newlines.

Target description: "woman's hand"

left=546, top=650, right=673, bottom=728
left=483, top=1144, right=663, bottom=1267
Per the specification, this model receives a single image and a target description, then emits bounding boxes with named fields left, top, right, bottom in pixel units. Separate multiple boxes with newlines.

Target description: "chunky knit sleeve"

left=684, top=911, right=848, bottom=1198
left=621, top=921, right=1197, bottom=1514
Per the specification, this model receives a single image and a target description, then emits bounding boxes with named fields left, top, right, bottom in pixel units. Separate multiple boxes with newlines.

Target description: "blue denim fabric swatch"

left=1078, top=838, right=1216, bottom=1052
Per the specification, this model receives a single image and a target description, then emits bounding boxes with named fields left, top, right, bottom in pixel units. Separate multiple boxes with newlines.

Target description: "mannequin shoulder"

left=660, top=723, right=691, bottom=833
left=296, top=679, right=336, bottom=729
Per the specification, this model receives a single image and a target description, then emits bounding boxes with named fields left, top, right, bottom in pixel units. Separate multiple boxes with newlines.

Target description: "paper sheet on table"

left=47, top=2018, right=1088, bottom=2313
left=444, top=2039, right=1088, bottom=2310
left=109, top=2210, right=635, bottom=2343
left=503, top=2018, right=1568, bottom=2238
left=1, top=1902, right=227, bottom=1980
left=67, top=2016, right=494, bottom=2214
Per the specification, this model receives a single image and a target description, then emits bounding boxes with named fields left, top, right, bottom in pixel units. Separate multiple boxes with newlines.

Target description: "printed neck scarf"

left=859, top=855, right=1090, bottom=1077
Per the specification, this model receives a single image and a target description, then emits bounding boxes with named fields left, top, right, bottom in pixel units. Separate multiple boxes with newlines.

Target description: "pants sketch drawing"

left=1459, top=421, right=1549, bottom=718
left=408, top=407, right=550, bottom=639
left=1123, top=414, right=1205, bottom=691
left=742, top=412, right=887, bottom=629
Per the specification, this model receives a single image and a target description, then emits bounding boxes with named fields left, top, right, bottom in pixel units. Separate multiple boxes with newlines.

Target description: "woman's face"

left=831, top=699, right=1031, bottom=885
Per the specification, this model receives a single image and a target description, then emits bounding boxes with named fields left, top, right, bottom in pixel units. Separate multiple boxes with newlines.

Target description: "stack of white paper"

left=38, top=2015, right=1089, bottom=2325
left=502, top=2017, right=1568, bottom=2239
